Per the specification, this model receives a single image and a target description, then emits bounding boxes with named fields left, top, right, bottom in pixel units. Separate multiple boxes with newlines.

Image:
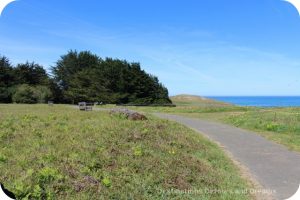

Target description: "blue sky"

left=1, top=0, right=300, bottom=96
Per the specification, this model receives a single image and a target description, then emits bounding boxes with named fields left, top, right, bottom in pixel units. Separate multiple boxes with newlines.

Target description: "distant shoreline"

left=207, top=96, right=300, bottom=107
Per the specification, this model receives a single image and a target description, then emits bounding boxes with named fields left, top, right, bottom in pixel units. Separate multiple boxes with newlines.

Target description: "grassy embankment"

left=132, top=95, right=300, bottom=152
left=0, top=104, right=252, bottom=199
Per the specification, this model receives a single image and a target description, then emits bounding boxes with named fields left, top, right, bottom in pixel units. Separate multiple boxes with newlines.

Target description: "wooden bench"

left=78, top=102, right=94, bottom=111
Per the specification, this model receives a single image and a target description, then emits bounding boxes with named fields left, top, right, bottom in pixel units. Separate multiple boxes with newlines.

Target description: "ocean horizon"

left=208, top=96, right=300, bottom=107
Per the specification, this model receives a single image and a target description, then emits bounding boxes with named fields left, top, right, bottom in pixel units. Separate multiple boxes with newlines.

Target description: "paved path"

left=155, top=113, right=300, bottom=200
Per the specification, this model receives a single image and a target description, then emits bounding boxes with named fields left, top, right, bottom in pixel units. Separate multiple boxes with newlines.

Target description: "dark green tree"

left=14, top=62, right=49, bottom=86
left=52, top=50, right=103, bottom=103
left=0, top=56, right=15, bottom=102
left=51, top=50, right=172, bottom=104
left=0, top=51, right=172, bottom=105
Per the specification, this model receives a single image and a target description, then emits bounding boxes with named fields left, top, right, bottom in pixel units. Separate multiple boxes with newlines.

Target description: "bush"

left=265, top=122, right=286, bottom=132
left=13, top=84, right=37, bottom=104
left=34, top=85, right=52, bottom=103
left=12, top=84, right=52, bottom=104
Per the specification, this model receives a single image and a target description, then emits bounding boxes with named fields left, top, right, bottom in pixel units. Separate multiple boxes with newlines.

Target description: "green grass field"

left=223, top=107, right=300, bottom=152
left=0, top=104, right=252, bottom=199
left=132, top=95, right=300, bottom=152
left=129, top=95, right=250, bottom=114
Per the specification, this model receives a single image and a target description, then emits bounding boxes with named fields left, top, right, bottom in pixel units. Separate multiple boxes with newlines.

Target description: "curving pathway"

left=155, top=113, right=300, bottom=200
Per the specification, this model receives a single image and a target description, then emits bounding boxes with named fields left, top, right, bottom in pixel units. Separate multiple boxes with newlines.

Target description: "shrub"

left=12, top=84, right=37, bottom=104
left=0, top=154, right=7, bottom=163
left=12, top=84, right=52, bottom=104
left=265, top=123, right=282, bottom=132
left=133, top=146, right=143, bottom=156
left=34, top=85, right=52, bottom=103
left=102, top=177, right=112, bottom=187
left=37, top=167, right=63, bottom=184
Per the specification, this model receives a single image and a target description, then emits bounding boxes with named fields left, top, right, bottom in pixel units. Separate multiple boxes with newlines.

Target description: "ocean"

left=208, top=96, right=300, bottom=107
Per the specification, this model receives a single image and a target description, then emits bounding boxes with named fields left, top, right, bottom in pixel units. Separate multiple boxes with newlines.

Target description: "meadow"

left=132, top=95, right=300, bottom=152
left=0, top=104, right=252, bottom=199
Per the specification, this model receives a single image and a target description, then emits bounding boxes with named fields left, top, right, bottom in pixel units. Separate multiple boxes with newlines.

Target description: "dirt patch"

left=73, top=176, right=99, bottom=192
left=110, top=108, right=147, bottom=121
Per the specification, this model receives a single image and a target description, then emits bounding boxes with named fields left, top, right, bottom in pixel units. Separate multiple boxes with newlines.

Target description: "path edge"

left=155, top=114, right=275, bottom=200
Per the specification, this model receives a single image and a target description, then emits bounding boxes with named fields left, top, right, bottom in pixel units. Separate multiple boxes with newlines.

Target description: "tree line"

left=0, top=51, right=172, bottom=104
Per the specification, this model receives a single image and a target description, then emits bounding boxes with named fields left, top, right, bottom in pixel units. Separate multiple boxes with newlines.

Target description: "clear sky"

left=1, top=0, right=300, bottom=96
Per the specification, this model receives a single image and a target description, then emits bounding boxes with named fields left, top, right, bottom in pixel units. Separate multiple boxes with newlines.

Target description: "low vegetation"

left=224, top=108, right=300, bottom=152
left=0, top=105, right=252, bottom=199
left=129, top=95, right=251, bottom=114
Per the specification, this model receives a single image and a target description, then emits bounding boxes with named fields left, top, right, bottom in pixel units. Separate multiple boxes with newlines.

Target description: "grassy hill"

left=0, top=104, right=252, bottom=199
left=171, top=94, right=231, bottom=107
left=131, top=95, right=249, bottom=114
